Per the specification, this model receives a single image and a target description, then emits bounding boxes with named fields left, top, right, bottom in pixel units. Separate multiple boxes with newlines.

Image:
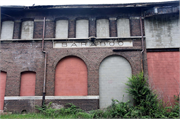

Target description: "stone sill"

left=4, top=96, right=99, bottom=100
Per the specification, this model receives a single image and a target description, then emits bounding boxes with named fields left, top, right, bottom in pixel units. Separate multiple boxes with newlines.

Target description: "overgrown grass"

left=0, top=113, right=77, bottom=118
left=1, top=73, right=179, bottom=118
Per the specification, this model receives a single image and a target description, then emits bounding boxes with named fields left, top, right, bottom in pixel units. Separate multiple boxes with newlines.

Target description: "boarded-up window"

left=96, top=19, right=109, bottom=37
left=56, top=20, right=68, bottom=38
left=20, top=71, right=36, bottom=96
left=99, top=56, right=132, bottom=108
left=55, top=56, right=87, bottom=96
left=145, top=16, right=180, bottom=48
left=76, top=20, right=89, bottom=38
left=147, top=52, right=180, bottom=103
left=117, top=18, right=130, bottom=37
left=21, top=21, right=34, bottom=39
left=1, top=21, right=14, bottom=39
left=0, top=71, right=7, bottom=110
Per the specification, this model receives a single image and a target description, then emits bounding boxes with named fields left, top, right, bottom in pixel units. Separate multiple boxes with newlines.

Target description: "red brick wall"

left=147, top=52, right=180, bottom=103
left=0, top=71, right=7, bottom=110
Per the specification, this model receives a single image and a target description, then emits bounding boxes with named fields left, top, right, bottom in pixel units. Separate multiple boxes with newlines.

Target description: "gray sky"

left=0, top=0, right=178, bottom=6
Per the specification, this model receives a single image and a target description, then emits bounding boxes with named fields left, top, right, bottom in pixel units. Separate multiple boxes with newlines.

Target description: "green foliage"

left=63, top=103, right=84, bottom=115
left=107, top=99, right=133, bottom=118
left=75, top=112, right=92, bottom=118
left=90, top=109, right=106, bottom=118
left=35, top=102, right=84, bottom=118
left=7, top=72, right=178, bottom=118
left=90, top=72, right=179, bottom=118
left=126, top=72, right=179, bottom=118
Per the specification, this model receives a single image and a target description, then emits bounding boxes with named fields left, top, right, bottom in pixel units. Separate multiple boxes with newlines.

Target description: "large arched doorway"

left=55, top=56, right=87, bottom=96
left=99, top=56, right=132, bottom=108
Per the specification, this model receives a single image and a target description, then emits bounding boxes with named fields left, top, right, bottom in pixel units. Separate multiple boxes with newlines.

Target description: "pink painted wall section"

left=0, top=71, right=7, bottom=110
left=147, top=52, right=180, bottom=103
left=55, top=57, right=87, bottom=96
left=20, top=72, right=36, bottom=96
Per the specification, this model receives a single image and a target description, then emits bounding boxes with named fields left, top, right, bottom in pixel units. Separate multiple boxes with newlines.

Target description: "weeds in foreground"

left=1, top=73, right=179, bottom=118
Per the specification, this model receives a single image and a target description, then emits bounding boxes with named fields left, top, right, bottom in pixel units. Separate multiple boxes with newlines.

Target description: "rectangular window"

left=56, top=20, right=68, bottom=38
left=76, top=20, right=89, bottom=38
left=117, top=18, right=130, bottom=37
left=1, top=21, right=14, bottom=39
left=96, top=19, right=109, bottom=37
left=21, top=21, right=34, bottom=39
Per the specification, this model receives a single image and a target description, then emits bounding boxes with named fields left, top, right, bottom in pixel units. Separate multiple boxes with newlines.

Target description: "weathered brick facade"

left=0, top=1, right=179, bottom=113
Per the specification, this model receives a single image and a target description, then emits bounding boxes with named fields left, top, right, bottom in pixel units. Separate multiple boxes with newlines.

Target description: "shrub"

left=34, top=72, right=179, bottom=118
left=126, top=72, right=179, bottom=118
left=36, top=102, right=84, bottom=118
left=75, top=112, right=92, bottom=118
left=90, top=109, right=105, bottom=118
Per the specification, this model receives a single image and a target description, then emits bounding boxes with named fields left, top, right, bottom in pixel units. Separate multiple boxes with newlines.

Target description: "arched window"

left=55, top=56, right=87, bottom=96
left=21, top=21, right=34, bottom=39
left=1, top=21, right=14, bottom=39
left=99, top=56, right=132, bottom=108
left=96, top=19, right=109, bottom=37
left=56, top=20, right=68, bottom=38
left=76, top=19, right=89, bottom=38
left=20, top=71, right=36, bottom=96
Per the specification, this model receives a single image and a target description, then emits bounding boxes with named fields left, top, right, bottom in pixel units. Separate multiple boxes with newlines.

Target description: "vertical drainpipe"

left=140, top=17, right=144, bottom=76
left=42, top=17, right=47, bottom=107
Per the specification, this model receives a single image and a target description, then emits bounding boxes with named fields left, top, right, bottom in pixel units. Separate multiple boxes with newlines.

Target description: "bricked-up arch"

left=55, top=56, right=87, bottom=96
left=99, top=55, right=132, bottom=108
left=20, top=71, right=36, bottom=96
left=0, top=71, right=7, bottom=110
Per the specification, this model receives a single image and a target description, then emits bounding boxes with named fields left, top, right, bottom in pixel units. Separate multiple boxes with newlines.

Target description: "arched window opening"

left=55, top=56, right=87, bottom=96
left=20, top=71, right=36, bottom=96
left=99, top=56, right=132, bottom=108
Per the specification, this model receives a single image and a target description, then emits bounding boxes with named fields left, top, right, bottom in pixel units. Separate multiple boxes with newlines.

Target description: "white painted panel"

left=1, top=21, right=14, bottom=39
left=117, top=18, right=130, bottom=37
left=56, top=20, right=68, bottom=38
left=4, top=96, right=99, bottom=100
left=53, top=40, right=133, bottom=48
left=97, top=19, right=109, bottom=37
left=76, top=20, right=89, bottom=38
left=99, top=56, right=132, bottom=109
left=21, top=21, right=34, bottom=39
left=145, top=15, right=180, bottom=48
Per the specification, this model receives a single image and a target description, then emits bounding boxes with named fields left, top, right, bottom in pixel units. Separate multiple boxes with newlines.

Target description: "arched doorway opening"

left=55, top=56, right=87, bottom=96
left=99, top=55, right=132, bottom=108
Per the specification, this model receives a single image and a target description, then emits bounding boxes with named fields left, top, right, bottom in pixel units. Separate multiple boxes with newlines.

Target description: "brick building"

left=0, top=1, right=179, bottom=113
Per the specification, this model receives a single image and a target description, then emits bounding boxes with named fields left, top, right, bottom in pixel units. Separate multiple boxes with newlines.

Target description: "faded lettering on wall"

left=53, top=40, right=133, bottom=48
